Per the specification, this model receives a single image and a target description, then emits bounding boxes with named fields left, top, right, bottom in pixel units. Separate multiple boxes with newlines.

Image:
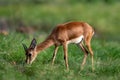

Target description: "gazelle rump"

left=23, top=21, right=94, bottom=70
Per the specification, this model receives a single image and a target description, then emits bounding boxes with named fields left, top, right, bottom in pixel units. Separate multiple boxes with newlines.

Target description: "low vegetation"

left=0, top=33, right=120, bottom=80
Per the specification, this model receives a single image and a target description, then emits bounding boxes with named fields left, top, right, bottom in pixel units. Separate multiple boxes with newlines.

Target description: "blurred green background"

left=0, top=0, right=120, bottom=41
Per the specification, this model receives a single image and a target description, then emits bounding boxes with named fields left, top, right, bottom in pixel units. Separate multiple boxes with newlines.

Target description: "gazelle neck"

left=36, top=38, right=54, bottom=53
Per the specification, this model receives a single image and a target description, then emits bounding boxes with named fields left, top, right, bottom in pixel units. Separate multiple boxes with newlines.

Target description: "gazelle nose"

left=28, top=53, right=32, bottom=57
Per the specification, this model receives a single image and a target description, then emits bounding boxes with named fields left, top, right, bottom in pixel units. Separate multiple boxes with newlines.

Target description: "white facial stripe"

left=67, top=35, right=84, bottom=44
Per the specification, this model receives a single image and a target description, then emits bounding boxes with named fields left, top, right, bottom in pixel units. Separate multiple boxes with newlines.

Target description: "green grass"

left=0, top=33, right=120, bottom=80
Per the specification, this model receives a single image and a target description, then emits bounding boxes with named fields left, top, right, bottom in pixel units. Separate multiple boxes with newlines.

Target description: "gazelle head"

left=22, top=38, right=37, bottom=64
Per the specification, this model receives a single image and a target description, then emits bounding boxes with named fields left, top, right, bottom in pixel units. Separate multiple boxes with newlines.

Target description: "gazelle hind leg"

left=78, top=41, right=89, bottom=70
left=85, top=34, right=94, bottom=71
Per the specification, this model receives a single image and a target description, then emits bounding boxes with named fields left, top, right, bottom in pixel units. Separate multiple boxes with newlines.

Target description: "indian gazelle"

left=23, top=21, right=94, bottom=70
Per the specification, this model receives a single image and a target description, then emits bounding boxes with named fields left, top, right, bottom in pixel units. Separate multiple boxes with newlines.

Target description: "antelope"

left=0, top=29, right=8, bottom=35
left=0, top=18, right=9, bottom=35
left=16, top=20, right=35, bottom=34
left=16, top=26, right=34, bottom=34
left=23, top=21, right=94, bottom=70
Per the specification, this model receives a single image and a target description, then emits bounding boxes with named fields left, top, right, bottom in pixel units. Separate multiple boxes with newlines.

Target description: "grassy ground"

left=0, top=33, right=120, bottom=80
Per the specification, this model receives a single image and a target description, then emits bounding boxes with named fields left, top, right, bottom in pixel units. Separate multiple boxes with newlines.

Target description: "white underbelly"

left=67, top=35, right=84, bottom=44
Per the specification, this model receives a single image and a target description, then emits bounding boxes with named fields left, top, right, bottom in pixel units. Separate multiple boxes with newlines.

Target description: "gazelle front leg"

left=63, top=42, right=69, bottom=70
left=52, top=45, right=59, bottom=65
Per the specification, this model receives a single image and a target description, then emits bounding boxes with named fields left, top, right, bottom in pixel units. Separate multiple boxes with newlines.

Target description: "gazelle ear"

left=22, top=43, right=28, bottom=52
left=29, top=38, right=37, bottom=49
